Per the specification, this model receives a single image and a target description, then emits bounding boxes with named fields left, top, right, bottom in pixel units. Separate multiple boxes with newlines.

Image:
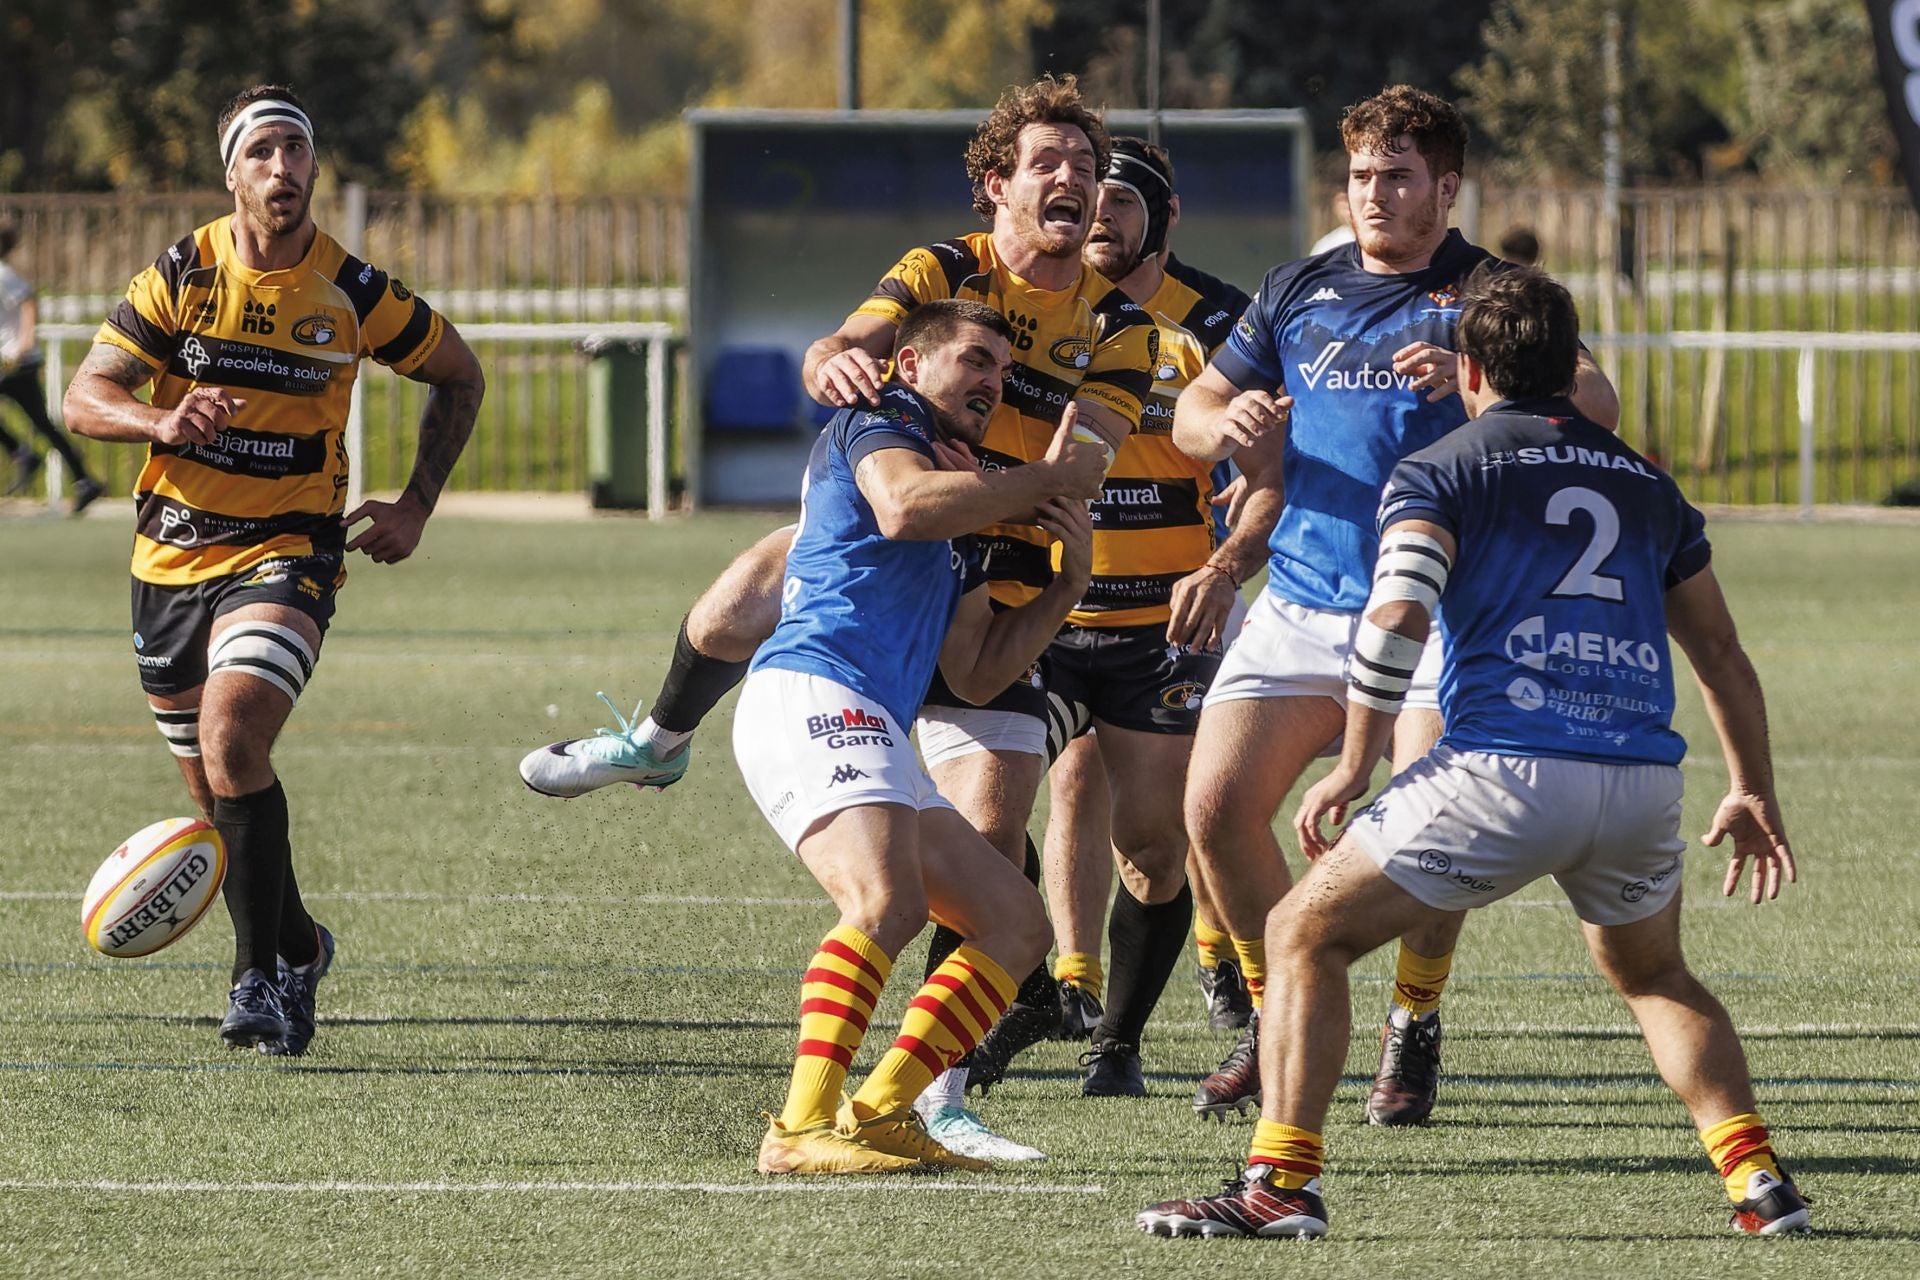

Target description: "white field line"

left=0, top=1177, right=1101, bottom=1196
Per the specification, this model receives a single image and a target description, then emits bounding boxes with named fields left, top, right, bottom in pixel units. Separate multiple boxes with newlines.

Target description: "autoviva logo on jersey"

left=1293, top=340, right=1419, bottom=393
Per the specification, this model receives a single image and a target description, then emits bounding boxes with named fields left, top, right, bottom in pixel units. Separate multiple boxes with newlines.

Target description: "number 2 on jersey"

left=1546, top=486, right=1625, bottom=602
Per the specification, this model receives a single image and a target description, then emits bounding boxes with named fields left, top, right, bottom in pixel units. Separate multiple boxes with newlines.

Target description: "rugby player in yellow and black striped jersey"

left=65, top=84, right=484, bottom=1057
left=971, top=137, right=1286, bottom=1099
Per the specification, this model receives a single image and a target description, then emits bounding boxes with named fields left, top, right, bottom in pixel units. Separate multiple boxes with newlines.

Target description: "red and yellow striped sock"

left=1701, top=1112, right=1784, bottom=1202
left=1194, top=916, right=1231, bottom=970
left=1232, top=935, right=1267, bottom=1011
left=1054, top=951, right=1104, bottom=1001
left=1248, top=1120, right=1323, bottom=1190
left=1391, top=944, right=1453, bottom=1019
left=850, top=945, right=1016, bottom=1118
left=778, top=925, right=891, bottom=1132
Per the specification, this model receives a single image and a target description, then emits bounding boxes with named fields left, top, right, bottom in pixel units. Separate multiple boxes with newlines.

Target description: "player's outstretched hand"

left=1042, top=403, right=1111, bottom=501
left=343, top=493, right=431, bottom=565
left=153, top=387, right=246, bottom=447
left=1704, top=788, right=1798, bottom=904
left=1219, top=389, right=1289, bottom=450
left=1293, top=764, right=1371, bottom=860
left=1165, top=564, right=1236, bottom=652
left=1392, top=342, right=1461, bottom=403
left=1035, top=495, right=1093, bottom=587
left=816, top=347, right=886, bottom=408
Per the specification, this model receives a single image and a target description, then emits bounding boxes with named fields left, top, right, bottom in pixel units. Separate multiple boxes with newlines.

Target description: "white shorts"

left=1344, top=746, right=1687, bottom=926
left=1207, top=592, right=1443, bottom=712
left=915, top=705, right=1049, bottom=768
left=733, top=668, right=955, bottom=851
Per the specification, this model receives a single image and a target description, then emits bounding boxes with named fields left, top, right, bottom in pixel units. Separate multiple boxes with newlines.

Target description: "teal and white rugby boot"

left=519, top=693, right=690, bottom=798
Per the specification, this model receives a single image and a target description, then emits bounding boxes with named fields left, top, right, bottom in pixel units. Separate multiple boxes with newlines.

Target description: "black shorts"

left=919, top=658, right=1050, bottom=720
left=1044, top=622, right=1224, bottom=737
left=130, top=553, right=345, bottom=696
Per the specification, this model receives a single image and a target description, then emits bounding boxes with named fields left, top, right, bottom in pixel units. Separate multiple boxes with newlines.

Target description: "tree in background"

left=2, top=0, right=1906, bottom=193
left=1459, top=0, right=1895, bottom=182
left=1032, top=0, right=1497, bottom=146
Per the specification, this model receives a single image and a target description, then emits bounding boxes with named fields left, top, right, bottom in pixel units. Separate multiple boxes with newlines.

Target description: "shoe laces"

left=1079, top=1041, right=1137, bottom=1068
left=1213, top=1022, right=1258, bottom=1076
left=1380, top=1018, right=1439, bottom=1091
left=851, top=1105, right=946, bottom=1159
left=575, top=692, right=647, bottom=761
left=230, top=975, right=281, bottom=1015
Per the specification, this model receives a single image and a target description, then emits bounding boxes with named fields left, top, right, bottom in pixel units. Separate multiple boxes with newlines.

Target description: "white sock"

left=636, top=717, right=693, bottom=757
left=918, top=1066, right=968, bottom=1113
left=1388, top=1004, right=1414, bottom=1029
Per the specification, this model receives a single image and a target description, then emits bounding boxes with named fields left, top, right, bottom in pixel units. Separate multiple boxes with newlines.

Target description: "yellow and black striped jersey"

left=1068, top=255, right=1251, bottom=627
left=852, top=231, right=1156, bottom=608
left=95, top=216, right=444, bottom=586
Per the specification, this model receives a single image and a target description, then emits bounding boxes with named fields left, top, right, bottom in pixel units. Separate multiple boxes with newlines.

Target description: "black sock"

left=278, top=862, right=319, bottom=968
left=651, top=617, right=750, bottom=733
left=1095, top=880, right=1193, bottom=1048
left=214, top=780, right=291, bottom=982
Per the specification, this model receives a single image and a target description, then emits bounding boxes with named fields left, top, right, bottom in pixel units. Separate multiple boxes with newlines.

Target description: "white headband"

left=220, top=100, right=315, bottom=171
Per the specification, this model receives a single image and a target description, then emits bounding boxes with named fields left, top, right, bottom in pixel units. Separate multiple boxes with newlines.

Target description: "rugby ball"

left=82, top=818, right=227, bottom=958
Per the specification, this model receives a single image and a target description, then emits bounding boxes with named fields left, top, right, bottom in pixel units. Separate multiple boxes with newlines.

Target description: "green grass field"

left=1, top=510, right=1916, bottom=1278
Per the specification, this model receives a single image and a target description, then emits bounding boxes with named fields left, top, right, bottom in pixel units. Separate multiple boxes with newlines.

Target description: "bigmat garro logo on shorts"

left=806, top=707, right=894, bottom=749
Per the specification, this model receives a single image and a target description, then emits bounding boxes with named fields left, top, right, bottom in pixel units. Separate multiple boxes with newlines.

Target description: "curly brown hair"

left=1339, top=84, right=1468, bottom=181
left=964, top=75, right=1111, bottom=221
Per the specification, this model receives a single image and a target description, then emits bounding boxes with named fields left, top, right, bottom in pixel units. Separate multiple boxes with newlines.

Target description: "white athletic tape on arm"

left=208, top=621, right=317, bottom=704
left=1346, top=619, right=1426, bottom=713
left=1370, top=530, right=1450, bottom=613
left=220, top=100, right=316, bottom=171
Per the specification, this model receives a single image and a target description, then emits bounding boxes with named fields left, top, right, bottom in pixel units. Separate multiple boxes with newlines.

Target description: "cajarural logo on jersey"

left=1294, top=340, right=1419, bottom=393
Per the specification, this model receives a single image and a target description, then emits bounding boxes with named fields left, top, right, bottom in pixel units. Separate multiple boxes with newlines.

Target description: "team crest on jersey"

left=291, top=314, right=337, bottom=346
left=1049, top=334, right=1093, bottom=370
left=390, top=278, right=412, bottom=302
left=1427, top=282, right=1461, bottom=307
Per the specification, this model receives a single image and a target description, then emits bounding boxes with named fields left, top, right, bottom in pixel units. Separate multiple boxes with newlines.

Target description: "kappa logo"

left=827, top=764, right=870, bottom=787
left=1307, top=287, right=1343, bottom=302
left=1294, top=340, right=1346, bottom=389
left=180, top=336, right=212, bottom=377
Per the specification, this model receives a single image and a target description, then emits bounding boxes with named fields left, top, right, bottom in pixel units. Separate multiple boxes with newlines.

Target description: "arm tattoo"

left=78, top=343, right=157, bottom=391
left=401, top=376, right=482, bottom=512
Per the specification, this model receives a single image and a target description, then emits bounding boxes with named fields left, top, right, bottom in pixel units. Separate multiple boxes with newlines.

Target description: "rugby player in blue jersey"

left=1172, top=85, right=1621, bottom=1124
left=1138, top=265, right=1804, bottom=1239
left=736, top=298, right=1103, bottom=1175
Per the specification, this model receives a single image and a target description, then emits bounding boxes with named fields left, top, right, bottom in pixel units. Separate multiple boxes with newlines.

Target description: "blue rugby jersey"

left=752, top=384, right=985, bottom=730
left=1377, top=397, right=1711, bottom=765
left=1214, top=229, right=1503, bottom=612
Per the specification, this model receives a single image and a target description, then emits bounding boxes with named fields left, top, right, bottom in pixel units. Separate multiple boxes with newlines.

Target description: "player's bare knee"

left=1115, top=836, right=1188, bottom=902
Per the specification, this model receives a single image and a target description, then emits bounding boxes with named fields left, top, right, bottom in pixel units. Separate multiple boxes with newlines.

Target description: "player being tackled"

left=732, top=299, right=1106, bottom=1174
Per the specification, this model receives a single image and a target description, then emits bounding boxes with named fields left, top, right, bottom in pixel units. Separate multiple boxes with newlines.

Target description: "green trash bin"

left=583, top=336, right=676, bottom=510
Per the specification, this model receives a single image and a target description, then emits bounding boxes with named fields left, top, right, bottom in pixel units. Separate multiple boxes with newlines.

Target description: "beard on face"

left=238, top=174, right=311, bottom=237
left=1357, top=183, right=1444, bottom=263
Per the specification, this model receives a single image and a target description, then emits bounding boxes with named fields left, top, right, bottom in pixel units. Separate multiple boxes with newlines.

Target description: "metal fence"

left=1466, top=187, right=1920, bottom=506
left=8, top=184, right=1920, bottom=506
left=3, top=188, right=686, bottom=500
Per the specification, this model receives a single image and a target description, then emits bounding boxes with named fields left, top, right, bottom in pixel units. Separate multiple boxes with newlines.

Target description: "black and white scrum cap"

left=220, top=99, right=315, bottom=171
